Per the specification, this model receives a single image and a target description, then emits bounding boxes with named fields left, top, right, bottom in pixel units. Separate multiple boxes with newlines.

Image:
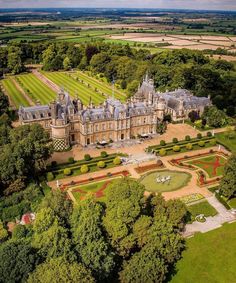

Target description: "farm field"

left=16, top=73, right=56, bottom=104
left=42, top=71, right=110, bottom=105
left=140, top=170, right=191, bottom=193
left=107, top=33, right=236, bottom=51
left=170, top=222, right=236, bottom=283
left=73, top=71, right=126, bottom=101
left=186, top=154, right=227, bottom=178
left=1, top=78, right=30, bottom=107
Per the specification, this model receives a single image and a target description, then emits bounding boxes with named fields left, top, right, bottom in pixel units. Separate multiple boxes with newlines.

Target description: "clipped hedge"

left=97, top=161, right=106, bottom=168
left=64, top=168, right=72, bottom=176
left=113, top=157, right=122, bottom=165
left=159, top=149, right=166, bottom=156
left=173, top=145, right=181, bottom=152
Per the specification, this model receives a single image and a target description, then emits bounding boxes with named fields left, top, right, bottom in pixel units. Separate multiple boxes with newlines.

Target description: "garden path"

left=183, top=195, right=236, bottom=237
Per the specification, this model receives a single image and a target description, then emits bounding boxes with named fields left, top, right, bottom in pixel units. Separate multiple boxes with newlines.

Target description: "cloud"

left=0, top=0, right=236, bottom=10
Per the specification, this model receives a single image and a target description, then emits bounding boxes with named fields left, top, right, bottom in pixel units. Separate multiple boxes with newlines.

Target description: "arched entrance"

left=121, top=133, right=124, bottom=140
left=87, top=138, right=90, bottom=145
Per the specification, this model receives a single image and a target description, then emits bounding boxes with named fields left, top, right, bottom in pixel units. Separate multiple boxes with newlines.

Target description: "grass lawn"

left=187, top=200, right=218, bottom=221
left=228, top=198, right=236, bottom=209
left=140, top=170, right=191, bottom=193
left=170, top=222, right=236, bottom=283
left=1, top=78, right=30, bottom=107
left=186, top=154, right=227, bottom=178
left=42, top=71, right=105, bottom=105
left=16, top=73, right=56, bottom=104
left=215, top=132, right=236, bottom=153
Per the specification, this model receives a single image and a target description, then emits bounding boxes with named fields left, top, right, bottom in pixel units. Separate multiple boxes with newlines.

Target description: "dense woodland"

left=0, top=41, right=236, bottom=116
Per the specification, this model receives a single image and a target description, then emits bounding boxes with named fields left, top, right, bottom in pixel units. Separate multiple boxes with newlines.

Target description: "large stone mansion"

left=19, top=75, right=211, bottom=151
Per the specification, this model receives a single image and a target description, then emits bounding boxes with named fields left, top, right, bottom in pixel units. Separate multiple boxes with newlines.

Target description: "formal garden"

left=140, top=170, right=191, bottom=193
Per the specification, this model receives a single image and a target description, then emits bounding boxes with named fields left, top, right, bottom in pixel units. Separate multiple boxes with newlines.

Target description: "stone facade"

left=19, top=75, right=211, bottom=150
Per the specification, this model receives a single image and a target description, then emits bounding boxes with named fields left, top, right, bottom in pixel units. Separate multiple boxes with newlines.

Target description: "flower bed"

left=60, top=170, right=130, bottom=191
left=135, top=163, right=165, bottom=174
left=180, top=193, right=205, bottom=204
left=196, top=170, right=222, bottom=187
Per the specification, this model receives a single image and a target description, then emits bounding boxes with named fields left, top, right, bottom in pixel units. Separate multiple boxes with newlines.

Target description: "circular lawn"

left=140, top=170, right=191, bottom=193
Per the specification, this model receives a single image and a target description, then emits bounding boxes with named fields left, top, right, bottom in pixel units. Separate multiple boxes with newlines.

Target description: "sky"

left=0, top=0, right=236, bottom=11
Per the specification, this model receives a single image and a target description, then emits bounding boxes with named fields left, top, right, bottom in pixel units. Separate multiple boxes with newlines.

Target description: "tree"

left=220, top=154, right=236, bottom=199
left=0, top=91, right=9, bottom=116
left=90, top=52, right=110, bottom=73
left=63, top=56, right=72, bottom=70
left=188, top=110, right=200, bottom=123
left=103, top=178, right=145, bottom=257
left=0, top=124, right=52, bottom=187
left=71, top=197, right=115, bottom=280
left=0, top=239, right=39, bottom=283
left=0, top=220, right=8, bottom=243
left=202, top=106, right=228, bottom=128
left=7, top=46, right=24, bottom=74
left=27, top=257, right=95, bottom=283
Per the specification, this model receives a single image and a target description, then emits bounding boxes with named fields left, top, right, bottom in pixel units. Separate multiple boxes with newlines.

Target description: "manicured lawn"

left=187, top=200, right=218, bottom=221
left=170, top=222, right=236, bottom=283
left=215, top=132, right=236, bottom=153
left=16, top=73, right=56, bottom=104
left=42, top=71, right=105, bottom=105
left=75, top=71, right=126, bottom=101
left=228, top=198, right=236, bottom=209
left=140, top=170, right=191, bottom=193
left=2, top=78, right=30, bottom=107
left=186, top=154, right=227, bottom=178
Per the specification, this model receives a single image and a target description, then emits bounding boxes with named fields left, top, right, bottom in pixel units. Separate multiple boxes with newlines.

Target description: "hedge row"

left=147, top=136, right=215, bottom=153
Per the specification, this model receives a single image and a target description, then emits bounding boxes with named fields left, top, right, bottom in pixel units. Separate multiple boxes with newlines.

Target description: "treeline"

left=1, top=41, right=236, bottom=116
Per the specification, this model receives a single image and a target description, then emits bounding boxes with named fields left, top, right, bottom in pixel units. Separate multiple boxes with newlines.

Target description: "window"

left=102, top=124, right=105, bottom=130
left=71, top=123, right=74, bottom=130
left=95, top=125, right=98, bottom=132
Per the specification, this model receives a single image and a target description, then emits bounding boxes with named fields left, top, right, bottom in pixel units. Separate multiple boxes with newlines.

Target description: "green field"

left=216, top=132, right=236, bottom=153
left=74, top=71, right=126, bottom=101
left=170, top=222, right=236, bottom=283
left=16, top=74, right=56, bottom=104
left=187, top=200, right=218, bottom=221
left=187, top=154, right=227, bottom=178
left=140, top=170, right=191, bottom=193
left=1, top=78, right=30, bottom=107
left=42, top=71, right=106, bottom=105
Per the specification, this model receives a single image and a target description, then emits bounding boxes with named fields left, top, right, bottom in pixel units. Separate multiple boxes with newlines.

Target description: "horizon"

left=0, top=1, right=236, bottom=12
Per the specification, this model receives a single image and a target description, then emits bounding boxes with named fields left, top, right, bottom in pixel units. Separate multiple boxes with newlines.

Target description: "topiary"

left=198, top=141, right=205, bottom=147
left=185, top=135, right=191, bottom=141
left=173, top=145, right=180, bottom=152
left=100, top=151, right=108, bottom=158
left=68, top=157, right=75, bottom=164
left=159, top=149, right=166, bottom=156
left=209, top=139, right=216, bottom=146
left=160, top=140, right=166, bottom=146
left=207, top=131, right=212, bottom=137
left=84, top=154, right=91, bottom=161
left=80, top=165, right=89, bottom=174
left=197, top=133, right=202, bottom=139
left=113, top=157, right=122, bottom=165
left=46, top=172, right=54, bottom=182
left=172, top=138, right=178, bottom=143
left=63, top=168, right=72, bottom=176
left=97, top=161, right=106, bottom=168
left=186, top=143, right=193, bottom=150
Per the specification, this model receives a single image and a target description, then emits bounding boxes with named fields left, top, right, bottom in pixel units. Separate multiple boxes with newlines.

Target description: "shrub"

left=173, top=145, right=180, bottom=152
left=197, top=133, right=202, bottom=139
left=185, top=135, right=191, bottom=141
left=51, top=161, right=57, bottom=168
left=172, top=138, right=178, bottom=143
left=84, top=154, right=91, bottom=161
left=159, top=149, right=166, bottom=156
left=198, top=141, right=205, bottom=147
left=113, top=157, right=122, bottom=165
left=63, top=168, right=72, bottom=176
left=97, top=161, right=106, bottom=168
left=80, top=165, right=89, bottom=174
left=46, top=172, right=54, bottom=182
left=101, top=151, right=108, bottom=158
left=186, top=143, right=193, bottom=150
left=160, top=140, right=166, bottom=146
left=210, top=139, right=216, bottom=146
left=68, top=157, right=75, bottom=164
left=207, top=131, right=212, bottom=137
